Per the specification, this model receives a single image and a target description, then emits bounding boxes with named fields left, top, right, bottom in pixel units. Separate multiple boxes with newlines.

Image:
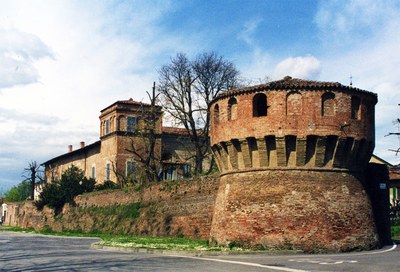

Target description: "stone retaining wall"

left=4, top=176, right=219, bottom=240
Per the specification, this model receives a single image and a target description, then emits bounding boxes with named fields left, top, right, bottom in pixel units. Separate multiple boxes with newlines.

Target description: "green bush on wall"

left=35, top=165, right=95, bottom=214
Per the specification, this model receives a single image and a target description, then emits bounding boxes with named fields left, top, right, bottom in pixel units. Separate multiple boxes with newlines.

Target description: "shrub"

left=95, top=180, right=118, bottom=191
left=392, top=225, right=400, bottom=239
left=390, top=200, right=400, bottom=226
left=3, top=181, right=31, bottom=202
left=35, top=165, right=95, bottom=214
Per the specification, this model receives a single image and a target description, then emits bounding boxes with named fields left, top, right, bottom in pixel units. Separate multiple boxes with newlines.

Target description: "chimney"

left=68, top=145, right=73, bottom=152
left=80, top=141, right=85, bottom=148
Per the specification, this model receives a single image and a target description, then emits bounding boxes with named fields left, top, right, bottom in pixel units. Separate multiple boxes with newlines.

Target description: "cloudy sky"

left=1, top=0, right=400, bottom=191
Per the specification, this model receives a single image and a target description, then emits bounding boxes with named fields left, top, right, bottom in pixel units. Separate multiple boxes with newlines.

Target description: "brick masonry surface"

left=209, top=170, right=378, bottom=252
left=5, top=176, right=219, bottom=240
left=6, top=78, right=385, bottom=253
left=209, top=77, right=380, bottom=252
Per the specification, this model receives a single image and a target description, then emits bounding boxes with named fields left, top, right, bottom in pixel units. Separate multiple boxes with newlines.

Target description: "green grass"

left=98, top=235, right=218, bottom=251
left=0, top=225, right=241, bottom=252
left=392, top=225, right=400, bottom=240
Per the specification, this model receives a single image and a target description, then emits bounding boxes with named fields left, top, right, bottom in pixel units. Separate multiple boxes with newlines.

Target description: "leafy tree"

left=390, top=200, right=400, bottom=226
left=35, top=165, right=95, bottom=214
left=158, top=52, right=241, bottom=174
left=3, top=181, right=31, bottom=202
left=95, top=179, right=117, bottom=191
left=59, top=166, right=95, bottom=203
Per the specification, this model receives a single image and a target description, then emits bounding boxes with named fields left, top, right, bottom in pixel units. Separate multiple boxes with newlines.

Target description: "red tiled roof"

left=212, top=76, right=377, bottom=103
left=117, top=98, right=151, bottom=106
left=42, top=141, right=101, bottom=166
left=162, top=126, right=190, bottom=135
left=100, top=98, right=161, bottom=113
left=390, top=165, right=400, bottom=180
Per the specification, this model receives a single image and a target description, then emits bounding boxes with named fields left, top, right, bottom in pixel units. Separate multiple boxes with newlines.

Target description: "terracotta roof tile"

left=162, top=126, right=190, bottom=135
left=101, top=98, right=161, bottom=113
left=212, top=76, right=377, bottom=103
left=390, top=165, right=400, bottom=180
left=117, top=98, right=151, bottom=106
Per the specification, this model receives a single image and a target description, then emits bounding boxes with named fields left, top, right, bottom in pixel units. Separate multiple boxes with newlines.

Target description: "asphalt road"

left=0, top=231, right=398, bottom=272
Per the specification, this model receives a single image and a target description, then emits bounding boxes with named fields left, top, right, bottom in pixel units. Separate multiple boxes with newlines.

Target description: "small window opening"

left=228, top=97, right=238, bottom=121
left=351, top=96, right=361, bottom=120
left=253, top=93, right=267, bottom=117
left=214, top=104, right=220, bottom=124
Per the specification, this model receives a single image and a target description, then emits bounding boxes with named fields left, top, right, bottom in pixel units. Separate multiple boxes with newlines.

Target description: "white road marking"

left=289, top=258, right=358, bottom=265
left=171, top=243, right=398, bottom=271
left=361, top=242, right=397, bottom=255
left=287, top=242, right=397, bottom=266
left=166, top=255, right=309, bottom=272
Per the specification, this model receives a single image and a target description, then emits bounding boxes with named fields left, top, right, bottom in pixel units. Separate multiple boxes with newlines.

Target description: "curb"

left=91, top=243, right=303, bottom=257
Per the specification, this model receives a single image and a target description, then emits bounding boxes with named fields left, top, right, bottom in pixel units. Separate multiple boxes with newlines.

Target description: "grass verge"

left=392, top=225, right=400, bottom=240
left=0, top=226, right=245, bottom=252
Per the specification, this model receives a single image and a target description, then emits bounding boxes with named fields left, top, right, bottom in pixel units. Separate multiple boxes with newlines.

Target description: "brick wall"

left=4, top=176, right=219, bottom=240
left=208, top=78, right=380, bottom=252
left=210, top=169, right=378, bottom=252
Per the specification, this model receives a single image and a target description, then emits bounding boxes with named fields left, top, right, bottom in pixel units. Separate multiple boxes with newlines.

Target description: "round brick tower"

left=209, top=76, right=378, bottom=252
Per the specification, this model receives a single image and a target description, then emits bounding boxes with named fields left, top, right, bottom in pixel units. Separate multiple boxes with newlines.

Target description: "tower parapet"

left=209, top=77, right=379, bottom=252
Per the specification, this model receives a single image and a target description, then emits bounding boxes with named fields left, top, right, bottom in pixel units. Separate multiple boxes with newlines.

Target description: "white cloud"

left=0, top=0, right=195, bottom=189
left=239, top=48, right=274, bottom=83
left=1, top=0, right=400, bottom=191
left=315, top=0, right=400, bottom=164
left=237, top=17, right=263, bottom=46
left=315, top=0, right=399, bottom=46
left=0, top=28, right=53, bottom=89
left=272, top=56, right=321, bottom=80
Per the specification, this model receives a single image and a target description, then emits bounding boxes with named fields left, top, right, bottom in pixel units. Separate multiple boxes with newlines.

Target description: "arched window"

left=214, top=104, right=220, bottom=124
left=228, top=97, right=238, bottom=121
left=351, top=96, right=361, bottom=120
left=321, top=92, right=335, bottom=116
left=118, top=115, right=126, bottom=131
left=101, top=121, right=105, bottom=136
left=253, top=93, right=267, bottom=117
left=105, top=119, right=110, bottom=134
left=110, top=116, right=115, bottom=132
left=286, top=91, right=302, bottom=115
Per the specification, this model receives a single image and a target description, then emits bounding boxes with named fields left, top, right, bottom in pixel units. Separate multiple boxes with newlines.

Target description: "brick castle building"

left=42, top=99, right=194, bottom=186
left=209, top=76, right=380, bottom=251
left=39, top=76, right=389, bottom=252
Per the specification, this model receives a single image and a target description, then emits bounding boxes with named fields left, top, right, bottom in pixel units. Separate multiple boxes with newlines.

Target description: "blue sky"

left=1, top=0, right=400, bottom=192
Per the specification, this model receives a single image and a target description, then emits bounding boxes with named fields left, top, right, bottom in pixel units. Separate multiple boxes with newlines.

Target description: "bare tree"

left=158, top=52, right=241, bottom=174
left=385, top=104, right=400, bottom=155
left=125, top=82, right=162, bottom=184
left=22, top=161, right=44, bottom=200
